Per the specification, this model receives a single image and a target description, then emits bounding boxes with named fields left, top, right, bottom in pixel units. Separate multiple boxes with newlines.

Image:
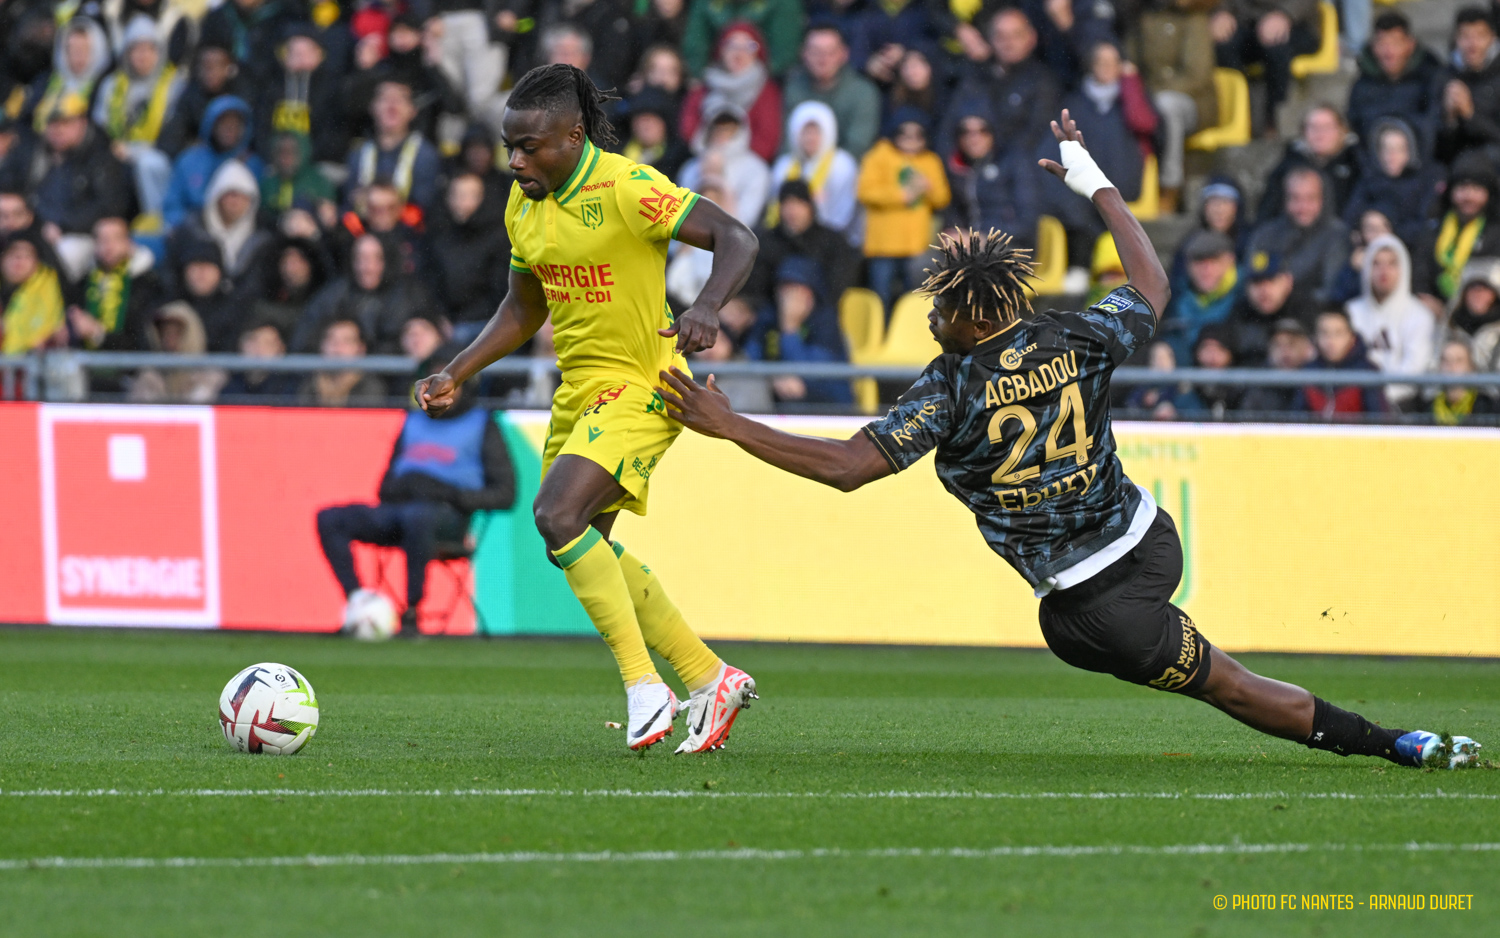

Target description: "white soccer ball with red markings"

left=218, top=663, right=319, bottom=755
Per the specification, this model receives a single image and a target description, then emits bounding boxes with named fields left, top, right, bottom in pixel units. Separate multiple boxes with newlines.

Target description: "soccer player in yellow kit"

left=416, top=65, right=761, bottom=753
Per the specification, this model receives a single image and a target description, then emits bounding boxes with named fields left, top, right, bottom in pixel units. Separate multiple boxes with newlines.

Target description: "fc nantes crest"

left=581, top=198, right=604, bottom=230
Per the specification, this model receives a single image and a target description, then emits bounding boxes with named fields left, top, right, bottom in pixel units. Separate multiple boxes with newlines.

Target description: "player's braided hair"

left=920, top=229, right=1034, bottom=324
left=506, top=64, right=619, bottom=147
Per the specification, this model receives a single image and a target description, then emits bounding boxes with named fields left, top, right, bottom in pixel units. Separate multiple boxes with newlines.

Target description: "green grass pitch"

left=1, top=627, right=1496, bottom=937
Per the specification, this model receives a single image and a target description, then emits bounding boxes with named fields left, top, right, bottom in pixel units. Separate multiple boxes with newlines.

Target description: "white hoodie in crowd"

left=202, top=159, right=266, bottom=278
left=1345, top=234, right=1435, bottom=406
left=678, top=103, right=771, bottom=230
left=770, top=101, right=861, bottom=241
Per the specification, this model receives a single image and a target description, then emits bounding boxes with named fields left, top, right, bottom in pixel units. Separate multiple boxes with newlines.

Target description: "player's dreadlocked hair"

left=921, top=229, right=1034, bottom=324
left=506, top=64, right=619, bottom=147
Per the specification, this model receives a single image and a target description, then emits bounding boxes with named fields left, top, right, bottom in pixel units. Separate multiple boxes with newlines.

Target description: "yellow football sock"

left=613, top=542, right=722, bottom=692
left=553, top=528, right=658, bottom=687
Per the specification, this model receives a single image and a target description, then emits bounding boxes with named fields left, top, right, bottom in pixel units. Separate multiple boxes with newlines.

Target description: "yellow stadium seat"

left=1187, top=68, right=1252, bottom=152
left=1290, top=2, right=1341, bottom=79
left=867, top=291, right=941, bottom=365
left=838, top=287, right=884, bottom=413
left=1125, top=153, right=1160, bottom=221
left=1029, top=215, right=1068, bottom=295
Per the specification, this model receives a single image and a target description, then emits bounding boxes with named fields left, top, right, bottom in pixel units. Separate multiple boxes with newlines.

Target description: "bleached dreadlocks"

left=920, top=229, right=1034, bottom=324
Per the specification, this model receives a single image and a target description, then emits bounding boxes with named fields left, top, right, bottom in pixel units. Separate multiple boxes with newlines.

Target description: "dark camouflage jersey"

left=863, top=285, right=1158, bottom=586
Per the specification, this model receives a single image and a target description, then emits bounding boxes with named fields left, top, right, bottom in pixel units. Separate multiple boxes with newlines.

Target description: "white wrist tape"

left=1058, top=140, right=1114, bottom=200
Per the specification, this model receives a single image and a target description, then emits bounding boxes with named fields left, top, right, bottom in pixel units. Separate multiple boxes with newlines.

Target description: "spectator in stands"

left=1257, top=105, right=1361, bottom=223
left=944, top=110, right=1039, bottom=251
left=317, top=343, right=515, bottom=636
left=1038, top=41, right=1154, bottom=271
left=163, top=95, right=259, bottom=229
left=298, top=316, right=387, bottom=406
left=623, top=44, right=688, bottom=124
left=66, top=217, right=161, bottom=352
left=1246, top=166, right=1350, bottom=305
left=0, top=190, right=64, bottom=274
left=771, top=101, right=861, bottom=238
left=668, top=175, right=730, bottom=309
left=157, top=42, right=253, bottom=157
left=747, top=255, right=852, bottom=406
left=1447, top=257, right=1500, bottom=336
left=536, top=22, right=605, bottom=86
left=1132, top=0, right=1217, bottom=214
left=680, top=22, right=783, bottom=163
left=92, top=16, right=183, bottom=222
left=618, top=90, right=691, bottom=181
left=784, top=25, right=882, bottom=158
left=100, top=0, right=193, bottom=66
left=344, top=79, right=443, bottom=217
left=1341, top=118, right=1442, bottom=248
left=1430, top=334, right=1497, bottom=423
left=1329, top=207, right=1392, bottom=304
left=295, top=234, right=432, bottom=354
left=1293, top=307, right=1385, bottom=416
left=692, top=324, right=774, bottom=412
left=200, top=0, right=303, bottom=89
left=857, top=108, right=949, bottom=313
left=1417, top=155, right=1500, bottom=301
left=249, top=236, right=328, bottom=342
left=1225, top=250, right=1315, bottom=364
left=0, top=232, right=65, bottom=353
left=632, top=0, right=690, bottom=54
left=345, top=13, right=465, bottom=143
left=28, top=18, right=112, bottom=134
left=1162, top=229, right=1242, bottom=361
left=1437, top=7, right=1500, bottom=164
left=1238, top=317, right=1315, bottom=412
left=129, top=301, right=226, bottom=402
left=884, top=46, right=946, bottom=127
left=936, top=9, right=1059, bottom=159
left=1019, top=0, right=1120, bottom=91
left=1175, top=323, right=1243, bottom=417
left=1124, top=340, right=1192, bottom=419
left=334, top=181, right=430, bottom=281
left=257, top=24, right=347, bottom=168
left=1469, top=284, right=1500, bottom=372
left=848, top=5, right=953, bottom=87
left=218, top=315, right=301, bottom=400
left=679, top=104, right=771, bottom=229
left=400, top=311, right=450, bottom=363
left=1346, top=234, right=1433, bottom=409
left=1170, top=177, right=1246, bottom=284
left=30, top=94, right=136, bottom=283
left=259, top=131, right=338, bottom=222
left=429, top=173, right=509, bottom=328
left=169, top=160, right=273, bottom=306
left=1346, top=11, right=1445, bottom=156
left=1211, top=0, right=1322, bottom=132
left=682, top=0, right=805, bottom=76
left=745, top=179, right=861, bottom=312
left=430, top=0, right=506, bottom=128
left=172, top=240, right=239, bottom=352
left=447, top=123, right=511, bottom=213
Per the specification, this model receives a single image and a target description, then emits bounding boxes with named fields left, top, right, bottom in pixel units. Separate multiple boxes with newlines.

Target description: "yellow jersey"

left=506, top=138, right=701, bottom=384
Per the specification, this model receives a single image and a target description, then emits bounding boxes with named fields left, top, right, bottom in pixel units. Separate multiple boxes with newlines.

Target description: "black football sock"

left=1303, top=697, right=1410, bottom=765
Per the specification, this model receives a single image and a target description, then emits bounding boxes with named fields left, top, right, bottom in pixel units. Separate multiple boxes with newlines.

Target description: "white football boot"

left=625, top=677, right=678, bottom=751
left=675, top=663, right=758, bottom=754
left=1395, top=730, right=1483, bottom=768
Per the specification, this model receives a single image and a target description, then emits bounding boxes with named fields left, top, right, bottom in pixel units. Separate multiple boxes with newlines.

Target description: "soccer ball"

left=218, top=663, right=319, bottom=754
left=344, top=588, right=398, bottom=641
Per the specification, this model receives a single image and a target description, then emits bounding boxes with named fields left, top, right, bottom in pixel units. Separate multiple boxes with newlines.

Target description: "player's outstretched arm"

left=1037, top=110, right=1170, bottom=318
left=415, top=267, right=550, bottom=415
left=667, top=197, right=759, bottom=356
left=658, top=367, right=892, bottom=492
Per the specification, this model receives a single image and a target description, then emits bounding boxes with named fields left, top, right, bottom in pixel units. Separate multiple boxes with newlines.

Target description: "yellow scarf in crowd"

left=106, top=64, right=177, bottom=144
left=2, top=266, right=64, bottom=354
left=765, top=149, right=835, bottom=227
left=84, top=263, right=131, bottom=343
left=1434, top=390, right=1479, bottom=425
left=1434, top=212, right=1485, bottom=298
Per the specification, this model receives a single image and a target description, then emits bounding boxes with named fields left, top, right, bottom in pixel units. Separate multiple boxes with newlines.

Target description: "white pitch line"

left=3, top=842, right=1499, bottom=872
left=2, top=788, right=1497, bottom=800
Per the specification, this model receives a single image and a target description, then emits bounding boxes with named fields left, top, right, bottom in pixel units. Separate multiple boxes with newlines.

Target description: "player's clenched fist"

left=415, top=372, right=457, bottom=415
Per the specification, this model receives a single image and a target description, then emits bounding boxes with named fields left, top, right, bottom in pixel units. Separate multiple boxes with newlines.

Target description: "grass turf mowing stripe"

left=3, top=788, right=1497, bottom=800
left=4, top=843, right=1500, bottom=871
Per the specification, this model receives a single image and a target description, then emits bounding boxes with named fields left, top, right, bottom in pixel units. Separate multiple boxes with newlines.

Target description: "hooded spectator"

left=446, top=123, right=511, bottom=217
left=681, top=22, right=784, bottom=162
left=783, top=25, right=883, bottom=157
left=771, top=101, right=861, bottom=238
left=32, top=94, right=136, bottom=282
left=943, top=109, right=1039, bottom=250
left=171, top=238, right=239, bottom=351
left=169, top=159, right=274, bottom=301
left=1346, top=11, right=1446, bottom=156
left=1211, top=0, right=1322, bottom=132
left=0, top=232, right=65, bottom=353
left=1446, top=256, right=1500, bottom=337
left=1345, top=234, right=1434, bottom=408
left=100, top=0, right=194, bottom=66
left=91, top=15, right=183, bottom=220
left=857, top=108, right=949, bottom=312
left=295, top=234, right=435, bottom=354
left=1132, top=0, right=1217, bottom=211
left=1257, top=106, right=1362, bottom=223
left=679, top=104, right=771, bottom=229
left=1170, top=177, right=1246, bottom=284
left=258, top=23, right=348, bottom=167
left=156, top=41, right=255, bottom=157
left=163, top=94, right=260, bottom=228
left=619, top=89, right=692, bottom=181
left=429, top=172, right=510, bottom=326
left=1163, top=229, right=1242, bottom=361
left=936, top=9, right=1059, bottom=159
left=128, top=300, right=227, bottom=402
left=1293, top=307, right=1385, bottom=416
left=1437, top=7, right=1500, bottom=164
left=28, top=17, right=112, bottom=134
left=297, top=315, right=388, bottom=406
left=1416, top=155, right=1500, bottom=300
left=1225, top=250, right=1315, bottom=364
left=218, top=314, right=301, bottom=400
left=66, top=216, right=160, bottom=352
left=248, top=235, right=329, bottom=342
left=259, top=131, right=338, bottom=220
left=1341, top=118, right=1442, bottom=247
left=1238, top=317, right=1315, bottom=412
left=343, top=78, right=443, bottom=217
left=1246, top=167, right=1350, bottom=305
left=747, top=254, right=853, bottom=406
left=681, top=0, right=805, bottom=76
left=744, top=178, right=862, bottom=311
left=199, top=0, right=303, bottom=89
left=1429, top=334, right=1497, bottom=424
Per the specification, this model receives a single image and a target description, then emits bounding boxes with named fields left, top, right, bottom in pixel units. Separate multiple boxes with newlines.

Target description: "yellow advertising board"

left=512, top=416, right=1500, bottom=657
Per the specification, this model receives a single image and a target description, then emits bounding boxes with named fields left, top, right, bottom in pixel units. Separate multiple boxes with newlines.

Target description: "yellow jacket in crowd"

left=856, top=139, right=950, bottom=259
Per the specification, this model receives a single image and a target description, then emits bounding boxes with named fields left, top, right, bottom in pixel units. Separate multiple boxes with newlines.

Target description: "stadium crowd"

left=0, top=0, right=1498, bottom=422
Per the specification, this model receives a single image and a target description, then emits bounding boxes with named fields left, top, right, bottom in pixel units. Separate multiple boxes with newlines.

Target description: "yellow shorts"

left=541, top=371, right=686, bottom=516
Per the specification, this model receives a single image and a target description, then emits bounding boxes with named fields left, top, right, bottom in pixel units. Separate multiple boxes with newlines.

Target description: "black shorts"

left=1037, top=509, right=1212, bottom=694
